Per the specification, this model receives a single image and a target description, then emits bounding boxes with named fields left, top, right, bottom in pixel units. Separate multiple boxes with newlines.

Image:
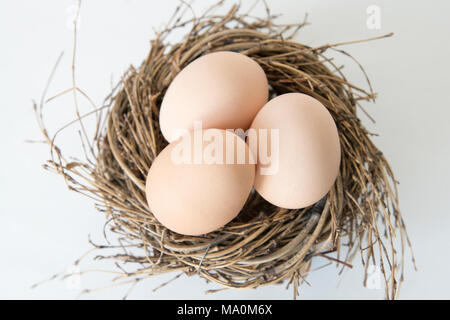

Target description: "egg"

left=145, top=129, right=255, bottom=236
left=248, top=93, right=341, bottom=209
left=159, top=51, right=268, bottom=142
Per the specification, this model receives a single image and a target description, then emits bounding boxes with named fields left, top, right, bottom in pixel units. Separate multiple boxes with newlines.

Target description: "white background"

left=1, top=0, right=449, bottom=299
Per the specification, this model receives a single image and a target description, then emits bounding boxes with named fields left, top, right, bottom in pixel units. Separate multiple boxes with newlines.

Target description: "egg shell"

left=248, top=93, right=341, bottom=209
left=145, top=129, right=255, bottom=236
left=159, top=51, right=268, bottom=142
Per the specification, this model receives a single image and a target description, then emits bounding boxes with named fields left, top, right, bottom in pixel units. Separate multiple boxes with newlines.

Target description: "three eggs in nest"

left=145, top=51, right=340, bottom=236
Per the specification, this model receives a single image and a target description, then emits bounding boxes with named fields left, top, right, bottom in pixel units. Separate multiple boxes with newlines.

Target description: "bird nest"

left=35, top=2, right=414, bottom=299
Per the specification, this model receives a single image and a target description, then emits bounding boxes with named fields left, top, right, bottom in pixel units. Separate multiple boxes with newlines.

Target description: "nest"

left=35, top=2, right=414, bottom=299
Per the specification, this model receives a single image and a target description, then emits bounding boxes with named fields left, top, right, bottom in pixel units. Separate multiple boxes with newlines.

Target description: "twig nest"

left=38, top=2, right=413, bottom=299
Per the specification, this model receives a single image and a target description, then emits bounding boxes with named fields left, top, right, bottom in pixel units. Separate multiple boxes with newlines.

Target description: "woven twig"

left=34, top=1, right=414, bottom=299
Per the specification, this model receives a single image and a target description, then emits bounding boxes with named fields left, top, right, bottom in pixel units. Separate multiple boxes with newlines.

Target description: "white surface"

left=1, top=0, right=449, bottom=299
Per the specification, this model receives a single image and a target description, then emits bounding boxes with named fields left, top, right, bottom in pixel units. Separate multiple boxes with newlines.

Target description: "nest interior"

left=36, top=2, right=414, bottom=299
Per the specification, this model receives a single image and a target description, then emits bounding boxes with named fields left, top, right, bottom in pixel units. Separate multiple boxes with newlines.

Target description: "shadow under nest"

left=36, top=3, right=414, bottom=299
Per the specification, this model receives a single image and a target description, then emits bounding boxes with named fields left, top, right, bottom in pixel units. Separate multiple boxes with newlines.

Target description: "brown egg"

left=159, top=51, right=268, bottom=142
left=248, top=93, right=341, bottom=209
left=145, top=129, right=255, bottom=236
